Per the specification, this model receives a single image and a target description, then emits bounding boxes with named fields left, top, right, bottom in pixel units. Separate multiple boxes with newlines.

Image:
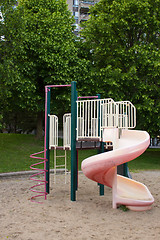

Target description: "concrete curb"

left=0, top=169, right=68, bottom=179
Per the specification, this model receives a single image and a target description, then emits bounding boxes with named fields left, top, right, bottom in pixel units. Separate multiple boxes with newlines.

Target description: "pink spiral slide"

left=81, top=129, right=154, bottom=211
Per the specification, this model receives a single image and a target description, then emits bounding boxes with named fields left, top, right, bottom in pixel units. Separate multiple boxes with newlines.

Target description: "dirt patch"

left=0, top=171, right=159, bottom=240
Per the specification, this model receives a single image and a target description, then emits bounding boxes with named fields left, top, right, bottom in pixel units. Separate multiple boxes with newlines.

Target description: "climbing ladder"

left=49, top=114, right=68, bottom=183
left=54, top=149, right=67, bottom=184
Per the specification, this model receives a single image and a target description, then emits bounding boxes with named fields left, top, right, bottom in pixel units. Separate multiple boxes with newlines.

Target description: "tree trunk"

left=36, top=111, right=44, bottom=140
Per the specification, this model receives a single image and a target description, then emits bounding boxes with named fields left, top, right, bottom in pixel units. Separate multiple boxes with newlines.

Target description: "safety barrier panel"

left=101, top=100, right=136, bottom=129
left=116, top=101, right=136, bottom=129
left=48, top=100, right=136, bottom=147
left=77, top=99, right=110, bottom=140
left=63, top=113, right=71, bottom=149
left=76, top=98, right=114, bottom=140
left=49, top=115, right=58, bottom=149
left=101, top=100, right=117, bottom=129
left=77, top=99, right=99, bottom=140
left=77, top=99, right=136, bottom=140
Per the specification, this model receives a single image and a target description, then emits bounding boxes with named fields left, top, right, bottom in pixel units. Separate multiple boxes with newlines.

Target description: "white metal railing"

left=63, top=113, right=71, bottom=149
left=116, top=101, right=136, bottom=128
left=49, top=115, right=58, bottom=149
left=77, top=99, right=136, bottom=140
left=101, top=100, right=136, bottom=129
left=49, top=100, right=136, bottom=148
left=77, top=99, right=100, bottom=140
left=76, top=98, right=114, bottom=140
left=101, top=100, right=117, bottom=128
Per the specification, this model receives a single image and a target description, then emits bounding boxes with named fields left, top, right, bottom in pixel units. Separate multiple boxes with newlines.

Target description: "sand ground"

left=0, top=171, right=160, bottom=240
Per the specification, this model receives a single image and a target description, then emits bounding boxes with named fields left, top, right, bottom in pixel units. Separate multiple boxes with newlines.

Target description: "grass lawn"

left=0, top=133, right=97, bottom=173
left=128, top=148, right=160, bottom=171
left=0, top=133, right=44, bottom=173
left=0, top=133, right=159, bottom=173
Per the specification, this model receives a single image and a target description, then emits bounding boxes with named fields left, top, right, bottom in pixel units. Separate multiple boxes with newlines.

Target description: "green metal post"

left=71, top=81, right=77, bottom=201
left=46, top=87, right=51, bottom=194
left=97, top=94, right=104, bottom=196
left=124, top=163, right=130, bottom=178
left=98, top=142, right=105, bottom=195
left=75, top=91, right=78, bottom=191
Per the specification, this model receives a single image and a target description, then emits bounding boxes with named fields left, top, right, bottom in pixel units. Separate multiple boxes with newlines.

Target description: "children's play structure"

left=30, top=81, right=154, bottom=211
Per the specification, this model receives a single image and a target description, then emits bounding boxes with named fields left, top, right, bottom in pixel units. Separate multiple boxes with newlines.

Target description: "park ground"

left=0, top=171, right=159, bottom=240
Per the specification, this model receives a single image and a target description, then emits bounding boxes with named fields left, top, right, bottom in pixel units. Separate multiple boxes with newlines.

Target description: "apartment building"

left=67, top=0, right=98, bottom=35
left=0, top=1, right=98, bottom=36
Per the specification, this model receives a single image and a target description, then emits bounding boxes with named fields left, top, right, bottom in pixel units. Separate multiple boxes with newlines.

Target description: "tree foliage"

left=2, top=0, right=76, bottom=109
left=0, top=0, right=88, bottom=135
left=81, top=0, right=160, bottom=137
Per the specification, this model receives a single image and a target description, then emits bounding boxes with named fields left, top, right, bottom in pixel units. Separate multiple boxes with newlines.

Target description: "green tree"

left=81, top=0, right=160, bottom=138
left=1, top=0, right=85, bottom=137
left=0, top=1, right=18, bottom=130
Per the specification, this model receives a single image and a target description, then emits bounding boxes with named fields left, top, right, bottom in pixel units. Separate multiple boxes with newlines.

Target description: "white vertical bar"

left=63, top=115, right=65, bottom=147
left=119, top=103, right=121, bottom=128
left=108, top=102, right=110, bottom=126
left=131, top=106, right=133, bottom=128
left=93, top=101, right=95, bottom=137
left=103, top=100, right=105, bottom=127
left=56, top=116, right=57, bottom=143
left=94, top=101, right=95, bottom=137
left=68, top=116, right=69, bottom=146
left=54, top=117, right=55, bottom=145
left=82, top=101, right=84, bottom=138
left=114, top=103, right=116, bottom=127
left=123, top=102, right=124, bottom=128
left=100, top=99, right=102, bottom=138
left=76, top=102, right=78, bottom=139
left=121, top=103, right=123, bottom=128
left=54, top=149, right=56, bottom=183
left=128, top=103, right=130, bottom=128
left=83, top=102, right=86, bottom=136
left=65, top=150, right=67, bottom=184
left=135, top=107, right=136, bottom=128
left=126, top=103, right=127, bottom=128
left=87, top=101, right=89, bottom=137
left=90, top=101, right=92, bottom=137
left=127, top=103, right=129, bottom=128
left=96, top=100, right=98, bottom=137
left=107, top=101, right=108, bottom=127
left=78, top=103, right=79, bottom=137
left=116, top=103, right=118, bottom=127
left=54, top=116, right=55, bottom=146
left=80, top=101, right=82, bottom=137
left=93, top=101, right=94, bottom=137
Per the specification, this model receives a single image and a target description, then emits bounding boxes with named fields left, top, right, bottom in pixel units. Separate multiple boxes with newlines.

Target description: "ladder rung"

left=56, top=155, right=65, bottom=158
left=56, top=165, right=65, bottom=168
